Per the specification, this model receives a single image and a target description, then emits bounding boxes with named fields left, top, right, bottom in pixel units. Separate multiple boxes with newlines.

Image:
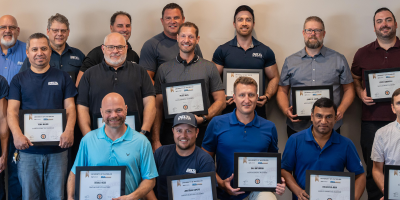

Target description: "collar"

left=102, top=59, right=127, bottom=71
left=127, top=42, right=132, bottom=50
left=395, top=120, right=400, bottom=130
left=373, top=37, right=400, bottom=49
left=229, top=36, right=261, bottom=49
left=305, top=125, right=340, bottom=144
left=176, top=53, right=199, bottom=66
left=52, top=43, right=72, bottom=55
left=300, top=45, right=327, bottom=58
left=0, top=40, right=21, bottom=56
left=97, top=124, right=133, bottom=142
left=229, top=108, right=261, bottom=128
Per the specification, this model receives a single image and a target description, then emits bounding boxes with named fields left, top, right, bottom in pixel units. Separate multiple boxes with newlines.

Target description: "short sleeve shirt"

left=0, top=75, right=9, bottom=99
left=371, top=121, right=400, bottom=165
left=0, top=40, right=26, bottom=84
left=351, top=38, right=400, bottom=121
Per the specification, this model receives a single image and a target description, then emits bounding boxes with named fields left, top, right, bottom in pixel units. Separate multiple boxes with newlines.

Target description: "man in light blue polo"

left=67, top=92, right=158, bottom=199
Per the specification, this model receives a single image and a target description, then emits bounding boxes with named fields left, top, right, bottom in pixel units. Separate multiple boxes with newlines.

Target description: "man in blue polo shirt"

left=281, top=98, right=365, bottom=200
left=202, top=77, right=285, bottom=200
left=212, top=5, right=279, bottom=119
left=67, top=92, right=158, bottom=199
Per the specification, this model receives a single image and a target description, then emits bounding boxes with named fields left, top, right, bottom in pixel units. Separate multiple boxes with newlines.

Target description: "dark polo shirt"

left=351, top=37, right=400, bottom=121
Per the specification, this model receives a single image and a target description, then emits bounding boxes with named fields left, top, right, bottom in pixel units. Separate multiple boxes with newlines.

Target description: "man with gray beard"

left=76, top=33, right=155, bottom=139
left=276, top=16, right=355, bottom=137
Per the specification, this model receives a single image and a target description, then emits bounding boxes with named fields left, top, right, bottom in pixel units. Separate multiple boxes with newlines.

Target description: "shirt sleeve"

left=371, top=130, right=385, bottom=163
left=339, top=55, right=354, bottom=85
left=154, top=66, right=165, bottom=95
left=80, top=47, right=102, bottom=72
left=281, top=136, right=297, bottom=171
left=71, top=138, right=88, bottom=174
left=195, top=44, right=203, bottom=58
left=198, top=152, right=216, bottom=173
left=278, top=58, right=291, bottom=86
left=140, top=66, right=156, bottom=98
left=8, top=75, right=22, bottom=101
left=62, top=72, right=78, bottom=99
left=268, top=125, right=279, bottom=153
left=19, top=58, right=30, bottom=73
left=0, top=76, right=8, bottom=99
left=76, top=71, right=91, bottom=107
left=140, top=139, right=159, bottom=180
left=345, top=140, right=365, bottom=175
left=201, top=118, right=218, bottom=153
left=350, top=48, right=363, bottom=77
left=139, top=40, right=158, bottom=72
left=208, top=62, right=224, bottom=93
left=264, top=47, right=277, bottom=67
left=211, top=46, right=225, bottom=66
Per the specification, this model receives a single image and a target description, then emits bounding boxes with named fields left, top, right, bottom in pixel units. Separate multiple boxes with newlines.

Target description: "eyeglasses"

left=304, top=29, right=324, bottom=34
left=104, top=45, right=126, bottom=51
left=50, top=28, right=68, bottom=34
left=0, top=26, right=18, bottom=31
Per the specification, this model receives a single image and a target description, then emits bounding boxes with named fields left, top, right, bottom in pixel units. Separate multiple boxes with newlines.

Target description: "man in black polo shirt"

left=212, top=5, right=279, bottom=119
left=76, top=32, right=155, bottom=138
left=76, top=11, right=139, bottom=87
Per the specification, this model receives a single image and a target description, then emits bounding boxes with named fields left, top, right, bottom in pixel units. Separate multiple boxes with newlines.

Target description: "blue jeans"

left=17, top=150, right=68, bottom=200
left=7, top=134, right=22, bottom=200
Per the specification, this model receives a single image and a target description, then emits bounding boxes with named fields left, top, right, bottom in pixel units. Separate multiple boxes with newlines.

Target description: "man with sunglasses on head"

left=277, top=16, right=355, bottom=138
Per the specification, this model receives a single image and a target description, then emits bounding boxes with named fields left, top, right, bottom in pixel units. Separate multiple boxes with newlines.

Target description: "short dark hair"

left=47, top=13, right=69, bottom=30
left=234, top=5, right=254, bottom=23
left=304, top=16, right=325, bottom=30
left=391, top=88, right=400, bottom=104
left=311, top=98, right=337, bottom=115
left=26, top=33, right=50, bottom=49
left=162, top=3, right=184, bottom=18
left=374, top=7, right=396, bottom=25
left=110, top=11, right=131, bottom=26
left=233, top=76, right=258, bottom=94
left=178, top=22, right=199, bottom=37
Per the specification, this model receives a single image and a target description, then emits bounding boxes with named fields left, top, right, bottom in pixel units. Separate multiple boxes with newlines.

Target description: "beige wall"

left=3, top=0, right=400, bottom=199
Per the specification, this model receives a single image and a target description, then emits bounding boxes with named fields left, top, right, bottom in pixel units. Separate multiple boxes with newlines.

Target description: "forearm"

left=7, top=111, right=22, bottom=137
left=144, top=190, right=157, bottom=200
left=264, top=77, right=279, bottom=99
left=77, top=105, right=91, bottom=136
left=281, top=169, right=303, bottom=195
left=141, top=98, right=156, bottom=131
left=276, top=87, right=290, bottom=114
left=0, top=100, right=8, bottom=159
left=65, top=104, right=76, bottom=132
left=76, top=71, right=84, bottom=87
left=67, top=171, right=76, bottom=199
left=338, top=83, right=355, bottom=113
left=355, top=173, right=366, bottom=200
left=372, top=168, right=384, bottom=193
left=353, top=78, right=364, bottom=98
left=206, top=100, right=225, bottom=120
left=216, top=173, right=226, bottom=191
left=128, top=178, right=155, bottom=200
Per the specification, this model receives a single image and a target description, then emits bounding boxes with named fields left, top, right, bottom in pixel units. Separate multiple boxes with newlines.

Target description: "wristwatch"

left=140, top=130, right=150, bottom=136
left=265, top=95, right=270, bottom=102
left=202, top=116, right=207, bottom=123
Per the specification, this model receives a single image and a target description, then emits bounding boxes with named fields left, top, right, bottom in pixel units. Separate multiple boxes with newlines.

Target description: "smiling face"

left=101, top=94, right=128, bottom=129
left=311, top=106, right=336, bottom=135
left=233, top=83, right=258, bottom=116
left=47, top=21, right=69, bottom=49
left=173, top=123, right=198, bottom=151
left=102, top=33, right=127, bottom=67
left=26, top=38, right=51, bottom=70
left=374, top=10, right=397, bottom=40
left=161, top=8, right=185, bottom=39
left=233, top=11, right=254, bottom=37
left=177, top=26, right=199, bottom=54
left=0, top=15, right=19, bottom=48
left=110, top=15, right=131, bottom=41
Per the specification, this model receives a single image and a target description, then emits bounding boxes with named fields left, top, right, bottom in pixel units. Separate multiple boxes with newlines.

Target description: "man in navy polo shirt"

left=212, top=5, right=279, bottom=119
left=202, top=77, right=285, bottom=200
left=145, top=112, right=215, bottom=200
left=7, top=33, right=77, bottom=200
left=281, top=98, right=365, bottom=200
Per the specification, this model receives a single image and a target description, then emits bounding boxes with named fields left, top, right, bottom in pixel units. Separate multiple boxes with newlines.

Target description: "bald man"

left=68, top=92, right=158, bottom=200
left=76, top=33, right=155, bottom=139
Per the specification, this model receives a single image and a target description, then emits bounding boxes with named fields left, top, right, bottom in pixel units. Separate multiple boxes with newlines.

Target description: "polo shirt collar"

left=229, top=108, right=261, bottom=127
left=395, top=120, right=400, bottom=130
left=301, top=46, right=327, bottom=58
left=373, top=36, right=400, bottom=49
left=52, top=43, right=72, bottom=56
left=229, top=36, right=260, bottom=49
left=102, top=59, right=127, bottom=71
left=0, top=40, right=20, bottom=56
left=305, top=125, right=340, bottom=144
left=176, top=53, right=199, bottom=66
left=127, top=42, right=133, bottom=50
left=97, top=124, right=133, bottom=142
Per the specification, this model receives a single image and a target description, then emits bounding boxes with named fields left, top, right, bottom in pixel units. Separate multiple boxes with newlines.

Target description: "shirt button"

left=61, top=65, right=63, bottom=67
left=313, top=59, right=315, bottom=61
left=4, top=67, right=6, bottom=69
left=115, top=78, right=117, bottom=80
left=313, top=80, right=315, bottom=81
left=313, top=69, right=315, bottom=71
left=5, top=58, right=7, bottom=60
left=385, top=57, right=387, bottom=58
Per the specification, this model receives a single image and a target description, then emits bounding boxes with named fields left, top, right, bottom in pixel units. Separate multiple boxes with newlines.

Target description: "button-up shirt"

left=371, top=120, right=400, bottom=165
left=0, top=40, right=26, bottom=84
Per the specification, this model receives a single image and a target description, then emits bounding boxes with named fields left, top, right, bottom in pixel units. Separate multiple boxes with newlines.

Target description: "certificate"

left=292, top=86, right=334, bottom=120
left=233, top=153, right=281, bottom=191
left=75, top=166, right=125, bottom=200
left=19, top=109, right=66, bottom=146
left=162, top=79, right=208, bottom=119
left=167, top=172, right=217, bottom=200
left=223, top=69, right=264, bottom=99
left=384, top=165, right=400, bottom=200
left=92, top=111, right=141, bottom=132
left=306, top=170, right=355, bottom=200
left=364, top=68, right=400, bottom=102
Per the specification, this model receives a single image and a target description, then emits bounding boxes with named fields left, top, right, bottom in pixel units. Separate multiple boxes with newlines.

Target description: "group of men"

left=0, top=2, right=399, bottom=200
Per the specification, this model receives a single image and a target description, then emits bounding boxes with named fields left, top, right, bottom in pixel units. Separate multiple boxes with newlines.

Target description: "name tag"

left=48, top=82, right=59, bottom=85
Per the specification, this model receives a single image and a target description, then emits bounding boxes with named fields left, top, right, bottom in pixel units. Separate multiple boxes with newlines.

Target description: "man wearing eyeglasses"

left=76, top=32, right=155, bottom=140
left=276, top=16, right=355, bottom=137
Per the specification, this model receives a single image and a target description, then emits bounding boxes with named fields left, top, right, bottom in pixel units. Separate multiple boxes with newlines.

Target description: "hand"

left=194, top=115, right=203, bottom=125
left=336, top=108, right=344, bottom=122
left=14, top=133, right=33, bottom=150
left=59, top=129, right=74, bottom=148
left=0, top=156, right=6, bottom=173
left=225, top=95, right=234, bottom=105
left=223, top=174, right=245, bottom=196
left=380, top=189, right=384, bottom=200
left=256, top=95, right=268, bottom=107
left=275, top=177, right=286, bottom=195
left=296, top=189, right=309, bottom=200
left=360, top=89, right=375, bottom=106
left=112, top=195, right=133, bottom=200
left=152, top=140, right=162, bottom=153
left=285, top=106, right=301, bottom=122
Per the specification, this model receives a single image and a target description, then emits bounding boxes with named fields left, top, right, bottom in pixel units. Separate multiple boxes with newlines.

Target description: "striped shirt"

left=371, top=120, right=400, bottom=164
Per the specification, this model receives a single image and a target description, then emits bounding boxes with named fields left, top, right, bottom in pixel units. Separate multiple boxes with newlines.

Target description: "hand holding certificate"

left=364, top=68, right=400, bottom=102
left=292, top=86, right=334, bottom=119
left=167, top=172, right=217, bottom=200
left=306, top=170, right=355, bottom=200
left=384, top=165, right=400, bottom=200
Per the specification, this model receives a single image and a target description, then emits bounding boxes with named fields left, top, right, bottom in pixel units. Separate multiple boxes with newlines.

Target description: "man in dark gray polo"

left=152, top=22, right=225, bottom=152
left=276, top=16, right=355, bottom=137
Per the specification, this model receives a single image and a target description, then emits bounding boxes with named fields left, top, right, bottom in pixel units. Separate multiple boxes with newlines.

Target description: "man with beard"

left=212, top=5, right=279, bottom=120
left=140, top=3, right=202, bottom=84
left=277, top=16, right=355, bottom=137
left=67, top=93, right=158, bottom=200
left=281, top=98, right=366, bottom=200
left=77, top=32, right=155, bottom=139
left=76, top=11, right=139, bottom=86
left=152, top=22, right=225, bottom=151
left=351, top=7, right=400, bottom=200
left=144, top=112, right=215, bottom=200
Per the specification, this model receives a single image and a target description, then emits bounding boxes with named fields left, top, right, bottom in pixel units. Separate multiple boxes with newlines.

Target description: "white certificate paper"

left=171, top=176, right=213, bottom=200
left=79, top=170, right=121, bottom=200
left=388, top=169, right=400, bottom=199
left=165, top=83, right=205, bottom=115
left=24, top=113, right=63, bottom=142
left=97, top=115, right=136, bottom=130
left=309, top=175, right=351, bottom=200
left=226, top=73, right=260, bottom=97
left=368, top=72, right=400, bottom=99
left=238, top=157, right=277, bottom=187
left=295, top=89, right=330, bottom=116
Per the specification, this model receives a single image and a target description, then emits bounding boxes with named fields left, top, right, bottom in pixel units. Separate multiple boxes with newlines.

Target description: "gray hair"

left=47, top=13, right=70, bottom=30
left=26, top=33, right=50, bottom=49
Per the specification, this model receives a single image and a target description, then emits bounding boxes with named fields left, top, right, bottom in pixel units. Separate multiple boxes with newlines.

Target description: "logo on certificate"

left=183, top=105, right=188, bottom=110
left=177, top=180, right=181, bottom=187
left=243, top=157, right=247, bottom=164
left=85, top=171, right=89, bottom=178
left=255, top=179, right=260, bottom=184
left=394, top=170, right=399, bottom=176
left=385, top=90, right=390, bottom=95
left=29, top=114, right=33, bottom=120
left=315, top=175, right=319, bottom=182
left=170, top=87, right=174, bottom=92
left=97, top=194, right=103, bottom=199
left=41, top=134, right=46, bottom=139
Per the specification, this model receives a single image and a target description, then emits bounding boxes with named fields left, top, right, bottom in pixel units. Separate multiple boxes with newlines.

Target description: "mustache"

left=380, top=26, right=391, bottom=31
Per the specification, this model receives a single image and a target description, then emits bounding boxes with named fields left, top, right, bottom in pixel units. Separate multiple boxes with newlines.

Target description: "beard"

left=104, top=115, right=126, bottom=128
left=104, top=53, right=127, bottom=66
left=375, top=25, right=397, bottom=40
left=176, top=139, right=195, bottom=151
left=1, top=34, right=15, bottom=47
left=178, top=43, right=196, bottom=54
left=305, top=36, right=323, bottom=49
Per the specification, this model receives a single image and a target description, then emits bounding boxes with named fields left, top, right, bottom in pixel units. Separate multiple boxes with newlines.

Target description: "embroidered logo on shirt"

left=252, top=53, right=262, bottom=58
left=70, top=56, right=80, bottom=60
left=126, top=153, right=130, bottom=156
left=17, top=61, right=23, bottom=65
left=360, top=161, right=363, bottom=167
left=186, top=168, right=196, bottom=174
left=48, top=82, right=58, bottom=85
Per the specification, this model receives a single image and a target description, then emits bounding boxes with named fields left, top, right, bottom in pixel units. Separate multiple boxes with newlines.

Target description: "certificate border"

left=233, top=152, right=281, bottom=191
left=19, top=109, right=66, bottom=146
left=292, top=85, right=334, bottom=120
left=167, top=171, right=218, bottom=200
left=75, top=166, right=126, bottom=200
left=161, top=79, right=209, bottom=119
left=305, top=170, right=355, bottom=200
left=92, top=111, right=141, bottom=132
left=222, top=68, right=264, bottom=100
left=364, top=68, right=400, bottom=102
left=384, top=164, right=400, bottom=200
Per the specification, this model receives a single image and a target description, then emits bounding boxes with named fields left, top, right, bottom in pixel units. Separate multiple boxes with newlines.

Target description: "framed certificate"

left=67, top=71, right=77, bottom=83
left=75, top=166, right=125, bottom=200
left=292, top=86, right=334, bottom=120
left=384, top=165, right=400, bottom=200
left=223, top=68, right=264, bottom=99
left=19, top=109, right=66, bottom=146
left=92, top=111, right=141, bottom=132
left=306, top=170, right=355, bottom=200
left=233, top=152, right=281, bottom=191
left=161, top=79, right=208, bottom=119
left=364, top=68, right=400, bottom=102
left=167, top=172, right=217, bottom=200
